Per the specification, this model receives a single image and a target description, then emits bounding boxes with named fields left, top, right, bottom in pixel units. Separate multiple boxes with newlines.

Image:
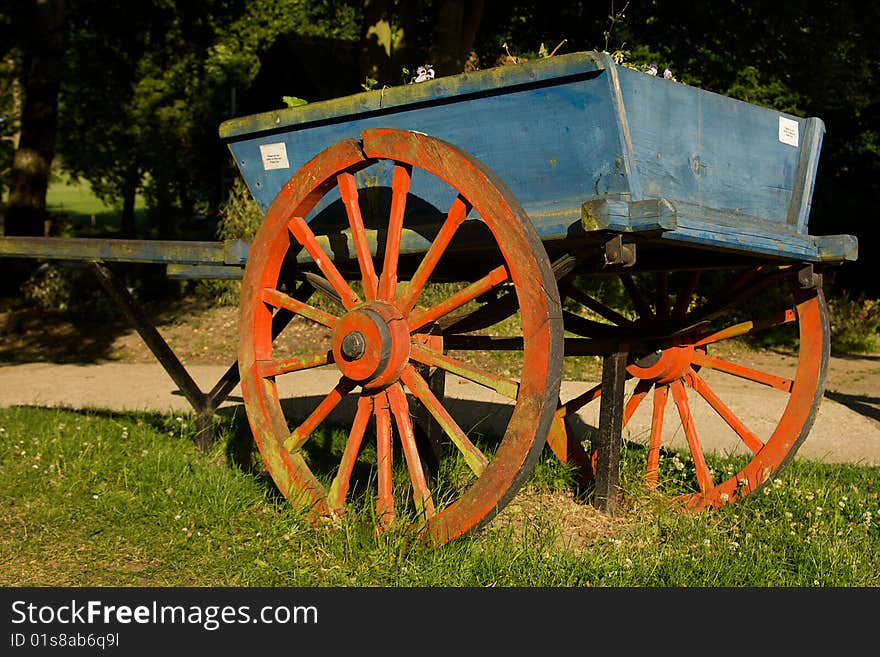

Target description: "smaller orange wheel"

left=553, top=267, right=830, bottom=509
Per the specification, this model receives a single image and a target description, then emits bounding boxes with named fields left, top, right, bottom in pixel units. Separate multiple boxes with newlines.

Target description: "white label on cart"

left=778, top=116, right=799, bottom=147
left=260, top=142, right=290, bottom=170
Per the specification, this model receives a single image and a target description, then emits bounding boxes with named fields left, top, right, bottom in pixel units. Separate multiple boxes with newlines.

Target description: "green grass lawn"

left=1, top=405, right=878, bottom=587
left=44, top=173, right=147, bottom=235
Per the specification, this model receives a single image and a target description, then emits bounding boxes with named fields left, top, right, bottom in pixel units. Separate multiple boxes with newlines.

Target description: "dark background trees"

left=0, top=0, right=877, bottom=294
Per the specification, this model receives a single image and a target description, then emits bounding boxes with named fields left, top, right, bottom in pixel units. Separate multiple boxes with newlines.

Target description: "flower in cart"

left=414, top=64, right=435, bottom=83
left=647, top=63, right=658, bottom=76
left=663, top=68, right=674, bottom=79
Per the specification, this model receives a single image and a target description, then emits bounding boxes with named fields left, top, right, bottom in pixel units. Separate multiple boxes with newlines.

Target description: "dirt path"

left=1, top=303, right=878, bottom=466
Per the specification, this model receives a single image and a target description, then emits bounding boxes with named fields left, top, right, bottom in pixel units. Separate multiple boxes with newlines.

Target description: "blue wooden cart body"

left=219, top=51, right=856, bottom=266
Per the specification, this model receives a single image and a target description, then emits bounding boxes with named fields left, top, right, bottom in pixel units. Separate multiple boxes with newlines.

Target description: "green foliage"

left=20, top=262, right=115, bottom=320
left=724, top=65, right=802, bottom=114
left=281, top=96, right=309, bottom=108
left=0, top=52, right=18, bottom=202
left=828, top=293, right=880, bottom=354
left=216, top=176, right=263, bottom=242
left=190, top=175, right=263, bottom=306
left=56, top=0, right=362, bottom=237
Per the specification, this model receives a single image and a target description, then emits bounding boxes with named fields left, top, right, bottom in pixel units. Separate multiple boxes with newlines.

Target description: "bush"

left=828, top=292, right=880, bottom=354
left=215, top=176, right=263, bottom=242
left=190, top=176, right=263, bottom=306
left=21, top=262, right=116, bottom=320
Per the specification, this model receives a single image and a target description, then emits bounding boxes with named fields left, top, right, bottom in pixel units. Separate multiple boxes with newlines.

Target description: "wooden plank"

left=0, top=236, right=250, bottom=266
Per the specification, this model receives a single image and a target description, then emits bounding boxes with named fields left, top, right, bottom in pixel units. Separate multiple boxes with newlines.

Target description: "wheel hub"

left=332, top=302, right=410, bottom=389
left=626, top=345, right=696, bottom=384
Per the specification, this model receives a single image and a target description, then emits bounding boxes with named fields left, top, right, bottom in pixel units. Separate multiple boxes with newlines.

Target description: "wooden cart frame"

left=1, top=51, right=858, bottom=546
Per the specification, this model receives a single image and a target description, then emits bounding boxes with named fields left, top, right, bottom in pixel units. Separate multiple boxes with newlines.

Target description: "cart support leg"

left=593, top=349, right=627, bottom=513
left=90, top=261, right=216, bottom=450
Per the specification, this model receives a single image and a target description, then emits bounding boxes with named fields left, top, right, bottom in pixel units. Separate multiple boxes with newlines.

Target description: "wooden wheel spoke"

left=672, top=271, right=701, bottom=316
left=559, top=383, right=602, bottom=419
left=408, top=264, right=510, bottom=332
left=692, top=351, right=793, bottom=392
left=337, top=172, right=379, bottom=299
left=645, top=384, right=669, bottom=486
left=622, top=273, right=654, bottom=319
left=388, top=384, right=436, bottom=518
left=684, top=269, right=788, bottom=327
left=288, top=215, right=361, bottom=309
left=409, top=343, right=518, bottom=399
left=623, top=379, right=653, bottom=426
left=327, top=395, right=373, bottom=510
left=438, top=290, right=518, bottom=334
left=401, top=365, right=488, bottom=476
left=261, top=287, right=338, bottom=328
left=686, top=370, right=765, bottom=455
left=283, top=376, right=356, bottom=452
left=377, top=163, right=412, bottom=302
left=397, top=195, right=471, bottom=314
left=257, top=350, right=333, bottom=378
left=656, top=272, right=670, bottom=317
left=373, top=391, right=395, bottom=525
left=669, top=379, right=714, bottom=494
left=560, top=281, right=633, bottom=326
left=695, top=308, right=796, bottom=346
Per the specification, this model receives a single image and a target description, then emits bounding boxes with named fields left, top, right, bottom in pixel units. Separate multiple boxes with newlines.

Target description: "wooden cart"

left=2, top=51, right=858, bottom=547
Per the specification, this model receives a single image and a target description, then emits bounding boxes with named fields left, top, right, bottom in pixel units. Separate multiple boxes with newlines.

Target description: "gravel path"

left=1, top=355, right=878, bottom=467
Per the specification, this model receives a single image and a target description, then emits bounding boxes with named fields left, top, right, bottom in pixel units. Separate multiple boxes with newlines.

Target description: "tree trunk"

left=5, top=0, right=66, bottom=237
left=120, top=162, right=140, bottom=237
left=360, top=0, right=420, bottom=87
left=430, top=0, right=484, bottom=76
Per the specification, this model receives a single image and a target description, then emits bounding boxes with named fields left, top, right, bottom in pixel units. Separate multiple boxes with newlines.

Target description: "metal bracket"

left=604, top=235, right=636, bottom=267
left=797, top=263, right=822, bottom=289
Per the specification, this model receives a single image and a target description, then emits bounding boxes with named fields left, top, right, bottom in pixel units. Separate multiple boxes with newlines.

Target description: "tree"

left=3, top=0, right=66, bottom=237
left=358, top=1, right=486, bottom=86
left=56, top=0, right=363, bottom=239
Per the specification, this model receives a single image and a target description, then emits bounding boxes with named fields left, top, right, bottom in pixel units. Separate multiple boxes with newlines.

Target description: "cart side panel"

left=224, top=69, right=629, bottom=227
left=617, top=65, right=824, bottom=232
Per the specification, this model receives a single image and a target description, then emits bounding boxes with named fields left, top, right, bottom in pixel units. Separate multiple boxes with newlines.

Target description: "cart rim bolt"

left=341, top=331, right=367, bottom=360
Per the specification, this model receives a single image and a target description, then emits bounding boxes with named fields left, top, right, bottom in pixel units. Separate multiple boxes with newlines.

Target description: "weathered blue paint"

left=166, top=264, right=244, bottom=280
left=219, top=51, right=857, bottom=264
left=0, top=236, right=249, bottom=266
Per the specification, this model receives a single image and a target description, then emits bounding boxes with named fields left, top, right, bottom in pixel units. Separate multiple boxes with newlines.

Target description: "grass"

left=1, top=404, right=878, bottom=587
left=44, top=172, right=147, bottom=236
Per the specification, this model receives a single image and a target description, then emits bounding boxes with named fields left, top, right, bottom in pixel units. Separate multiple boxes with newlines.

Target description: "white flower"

left=647, top=63, right=658, bottom=76
left=414, top=64, right=435, bottom=83
left=663, top=68, right=674, bottom=80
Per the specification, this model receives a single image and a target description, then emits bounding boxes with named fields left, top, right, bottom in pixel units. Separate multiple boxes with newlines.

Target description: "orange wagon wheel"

left=237, top=128, right=563, bottom=546
left=554, top=266, right=829, bottom=509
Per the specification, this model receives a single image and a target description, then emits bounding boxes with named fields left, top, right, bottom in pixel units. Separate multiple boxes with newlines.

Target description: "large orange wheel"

left=554, top=266, right=829, bottom=509
left=238, top=129, right=563, bottom=546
